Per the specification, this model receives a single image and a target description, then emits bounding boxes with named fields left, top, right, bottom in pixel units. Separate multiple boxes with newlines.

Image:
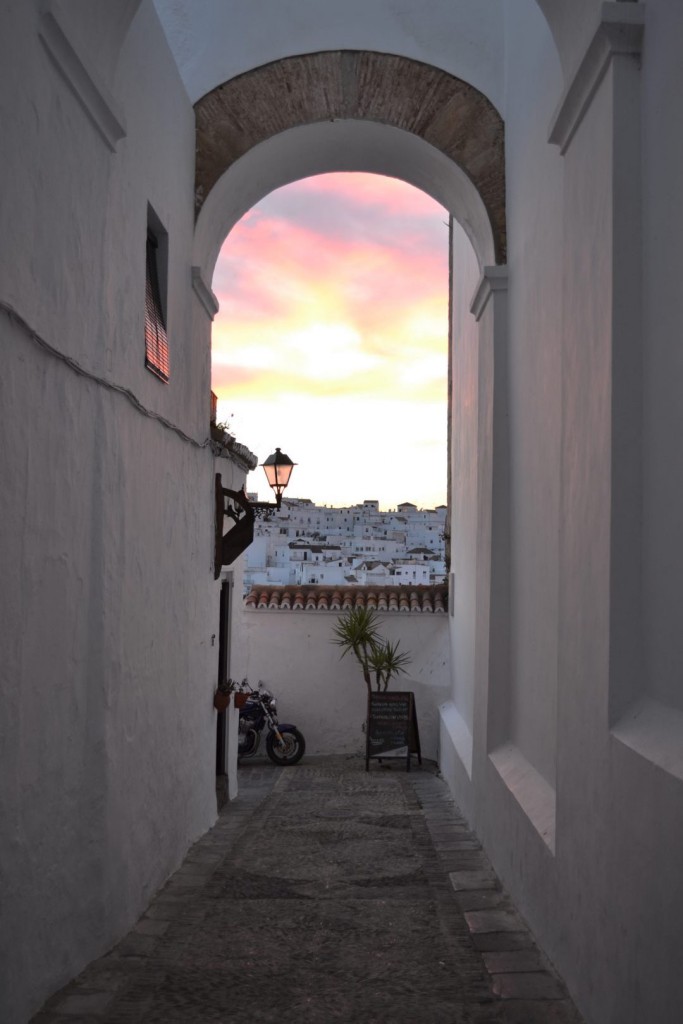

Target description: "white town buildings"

left=244, top=498, right=447, bottom=591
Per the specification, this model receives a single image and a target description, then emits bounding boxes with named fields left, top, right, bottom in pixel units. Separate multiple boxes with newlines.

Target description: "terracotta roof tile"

left=243, top=584, right=447, bottom=614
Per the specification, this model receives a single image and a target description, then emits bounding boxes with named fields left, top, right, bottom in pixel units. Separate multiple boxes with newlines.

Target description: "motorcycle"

left=237, top=683, right=306, bottom=766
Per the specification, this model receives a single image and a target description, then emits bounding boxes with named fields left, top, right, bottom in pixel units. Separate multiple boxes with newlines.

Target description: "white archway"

left=193, top=119, right=496, bottom=285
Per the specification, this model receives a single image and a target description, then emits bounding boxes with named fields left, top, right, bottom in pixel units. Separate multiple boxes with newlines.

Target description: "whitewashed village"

left=244, top=497, right=447, bottom=592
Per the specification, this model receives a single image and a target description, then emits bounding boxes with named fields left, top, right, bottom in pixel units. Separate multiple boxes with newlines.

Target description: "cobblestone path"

left=33, top=757, right=584, bottom=1024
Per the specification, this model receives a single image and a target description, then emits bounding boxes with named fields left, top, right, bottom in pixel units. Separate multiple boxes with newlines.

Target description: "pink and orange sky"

left=211, top=173, right=449, bottom=510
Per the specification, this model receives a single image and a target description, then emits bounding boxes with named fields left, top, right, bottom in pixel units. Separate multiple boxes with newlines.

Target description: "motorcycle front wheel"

left=266, top=728, right=305, bottom=766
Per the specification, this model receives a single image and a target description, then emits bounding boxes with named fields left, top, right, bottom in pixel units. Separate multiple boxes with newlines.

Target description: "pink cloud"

left=214, top=211, right=446, bottom=337
left=288, top=172, right=446, bottom=219
left=211, top=173, right=449, bottom=507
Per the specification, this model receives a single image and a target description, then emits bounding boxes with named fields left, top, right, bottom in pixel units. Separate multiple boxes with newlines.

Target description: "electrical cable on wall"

left=1, top=298, right=223, bottom=454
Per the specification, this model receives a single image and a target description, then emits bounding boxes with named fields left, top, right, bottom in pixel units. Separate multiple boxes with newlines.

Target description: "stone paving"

left=32, top=757, right=584, bottom=1024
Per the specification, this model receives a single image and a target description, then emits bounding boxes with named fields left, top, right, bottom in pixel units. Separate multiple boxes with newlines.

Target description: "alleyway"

left=33, top=758, right=584, bottom=1024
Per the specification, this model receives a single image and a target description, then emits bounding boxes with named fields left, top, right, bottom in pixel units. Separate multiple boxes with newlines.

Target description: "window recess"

left=145, top=209, right=169, bottom=383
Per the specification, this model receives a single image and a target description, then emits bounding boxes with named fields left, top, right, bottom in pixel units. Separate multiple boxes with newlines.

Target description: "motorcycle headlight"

left=268, top=698, right=277, bottom=712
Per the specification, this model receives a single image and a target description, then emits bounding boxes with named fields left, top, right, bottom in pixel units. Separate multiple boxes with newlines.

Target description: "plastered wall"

left=445, top=218, right=482, bottom=790
left=231, top=609, right=451, bottom=762
left=0, top=5, right=227, bottom=1020
left=441, top=5, right=683, bottom=1024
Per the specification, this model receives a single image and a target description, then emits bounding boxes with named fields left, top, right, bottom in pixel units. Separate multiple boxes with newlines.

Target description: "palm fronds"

left=331, top=608, right=412, bottom=693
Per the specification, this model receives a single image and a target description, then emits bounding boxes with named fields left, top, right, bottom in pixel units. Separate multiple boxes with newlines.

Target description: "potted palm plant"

left=331, top=607, right=411, bottom=695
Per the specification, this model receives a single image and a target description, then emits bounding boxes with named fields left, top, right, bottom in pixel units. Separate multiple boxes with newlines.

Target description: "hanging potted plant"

left=233, top=678, right=251, bottom=709
left=213, top=677, right=237, bottom=712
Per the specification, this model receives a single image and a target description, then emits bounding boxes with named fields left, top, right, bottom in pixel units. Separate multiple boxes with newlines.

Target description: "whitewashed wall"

left=641, top=0, right=683, bottom=713
left=0, top=4, right=230, bottom=1021
left=442, top=220, right=482, bottom=810
left=442, top=5, right=683, bottom=1024
left=442, top=0, right=568, bottom=997
left=154, top=0, right=506, bottom=110
left=231, top=609, right=450, bottom=761
left=502, top=5, right=564, bottom=788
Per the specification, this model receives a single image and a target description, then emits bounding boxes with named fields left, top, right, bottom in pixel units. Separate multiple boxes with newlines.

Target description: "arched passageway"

left=190, top=41, right=512, bottom=755
left=192, top=45, right=510, bottom=839
left=12, top=4, right=683, bottom=1023
left=194, top=51, right=506, bottom=263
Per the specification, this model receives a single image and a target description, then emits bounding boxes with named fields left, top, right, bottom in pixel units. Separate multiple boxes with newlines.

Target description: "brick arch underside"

left=194, top=51, right=506, bottom=263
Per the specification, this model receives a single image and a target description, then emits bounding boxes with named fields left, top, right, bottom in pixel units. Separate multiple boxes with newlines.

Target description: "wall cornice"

left=191, top=266, right=220, bottom=320
left=469, top=266, right=508, bottom=323
left=38, top=12, right=126, bottom=152
left=548, top=2, right=644, bottom=155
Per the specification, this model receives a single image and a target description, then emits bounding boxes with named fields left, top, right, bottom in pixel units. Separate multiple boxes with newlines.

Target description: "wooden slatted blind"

left=145, top=232, right=170, bottom=383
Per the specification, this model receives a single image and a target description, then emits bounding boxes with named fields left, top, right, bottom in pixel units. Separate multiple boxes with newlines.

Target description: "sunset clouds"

left=211, top=173, right=449, bottom=509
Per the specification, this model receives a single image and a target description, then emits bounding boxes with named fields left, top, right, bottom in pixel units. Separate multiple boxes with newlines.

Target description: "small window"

left=145, top=207, right=169, bottom=383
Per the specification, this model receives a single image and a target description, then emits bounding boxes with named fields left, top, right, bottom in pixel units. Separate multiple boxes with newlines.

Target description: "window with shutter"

left=145, top=229, right=170, bottom=383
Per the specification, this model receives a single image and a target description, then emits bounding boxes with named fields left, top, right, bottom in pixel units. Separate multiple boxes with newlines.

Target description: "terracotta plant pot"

left=234, top=692, right=249, bottom=709
left=213, top=690, right=231, bottom=712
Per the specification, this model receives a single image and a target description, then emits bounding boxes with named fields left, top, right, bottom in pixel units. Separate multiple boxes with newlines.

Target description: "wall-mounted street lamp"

left=214, top=448, right=296, bottom=577
left=260, top=448, right=296, bottom=507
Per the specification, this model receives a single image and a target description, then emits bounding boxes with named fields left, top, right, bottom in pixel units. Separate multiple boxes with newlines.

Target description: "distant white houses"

left=244, top=497, right=447, bottom=592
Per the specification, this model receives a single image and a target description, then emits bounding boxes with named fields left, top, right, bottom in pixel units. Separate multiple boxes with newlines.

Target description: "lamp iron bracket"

left=214, top=473, right=281, bottom=577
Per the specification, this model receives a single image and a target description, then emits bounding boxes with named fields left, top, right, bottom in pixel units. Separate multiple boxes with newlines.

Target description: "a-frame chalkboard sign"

left=365, top=691, right=422, bottom=772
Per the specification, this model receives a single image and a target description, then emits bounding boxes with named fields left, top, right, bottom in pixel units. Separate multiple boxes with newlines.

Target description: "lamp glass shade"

left=261, top=448, right=295, bottom=496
